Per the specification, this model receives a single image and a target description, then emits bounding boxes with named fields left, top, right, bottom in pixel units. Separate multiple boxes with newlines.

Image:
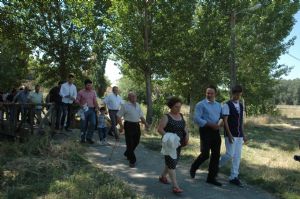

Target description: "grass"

left=141, top=115, right=300, bottom=199
left=0, top=134, right=142, bottom=199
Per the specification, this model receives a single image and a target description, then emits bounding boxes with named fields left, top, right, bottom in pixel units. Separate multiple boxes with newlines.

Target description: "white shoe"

left=103, top=140, right=109, bottom=145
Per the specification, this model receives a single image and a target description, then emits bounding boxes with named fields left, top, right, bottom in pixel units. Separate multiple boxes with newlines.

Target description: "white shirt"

left=117, top=102, right=144, bottom=122
left=161, top=133, right=181, bottom=159
left=222, top=101, right=241, bottom=115
left=59, top=82, right=77, bottom=104
left=103, top=93, right=123, bottom=110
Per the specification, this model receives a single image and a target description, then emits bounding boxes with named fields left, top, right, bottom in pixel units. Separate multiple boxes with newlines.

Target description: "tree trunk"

left=144, top=0, right=153, bottom=124
left=145, top=71, right=153, bottom=124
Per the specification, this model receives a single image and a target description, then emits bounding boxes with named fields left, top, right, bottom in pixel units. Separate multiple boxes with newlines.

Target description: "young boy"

left=219, top=85, right=247, bottom=187
left=97, top=107, right=110, bottom=145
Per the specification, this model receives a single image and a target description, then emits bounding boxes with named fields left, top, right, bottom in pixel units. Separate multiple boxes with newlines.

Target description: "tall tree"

left=108, top=0, right=196, bottom=124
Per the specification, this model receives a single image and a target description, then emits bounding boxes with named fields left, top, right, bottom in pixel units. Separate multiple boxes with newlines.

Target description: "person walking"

left=97, top=107, right=110, bottom=145
left=117, top=92, right=148, bottom=168
left=157, top=97, right=189, bottom=194
left=103, top=86, right=123, bottom=140
left=60, top=73, right=77, bottom=131
left=190, top=85, right=223, bottom=186
left=219, top=85, right=247, bottom=187
left=76, top=79, right=99, bottom=144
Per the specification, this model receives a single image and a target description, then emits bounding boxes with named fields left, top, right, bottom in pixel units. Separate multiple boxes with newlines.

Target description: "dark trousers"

left=108, top=110, right=119, bottom=139
left=124, top=121, right=141, bottom=164
left=191, top=127, right=221, bottom=180
left=54, top=103, right=62, bottom=129
left=61, top=102, right=72, bottom=129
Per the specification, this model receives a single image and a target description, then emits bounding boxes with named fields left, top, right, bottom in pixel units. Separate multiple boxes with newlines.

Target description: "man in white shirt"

left=117, top=92, right=148, bottom=168
left=103, top=86, right=123, bottom=139
left=59, top=73, right=77, bottom=131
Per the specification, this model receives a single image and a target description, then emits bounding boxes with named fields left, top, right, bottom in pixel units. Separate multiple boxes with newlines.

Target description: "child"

left=97, top=107, right=110, bottom=145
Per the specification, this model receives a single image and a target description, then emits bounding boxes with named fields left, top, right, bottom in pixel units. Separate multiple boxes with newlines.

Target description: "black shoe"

left=190, top=168, right=196, bottom=179
left=129, top=163, right=135, bottom=168
left=294, top=155, right=300, bottom=162
left=86, top=139, right=94, bottom=144
left=65, top=128, right=72, bottom=132
left=229, top=178, right=243, bottom=187
left=206, top=179, right=222, bottom=186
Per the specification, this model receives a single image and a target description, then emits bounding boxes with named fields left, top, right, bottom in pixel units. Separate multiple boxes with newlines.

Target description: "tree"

left=3, top=0, right=111, bottom=87
left=108, top=0, right=196, bottom=124
left=0, top=3, right=31, bottom=90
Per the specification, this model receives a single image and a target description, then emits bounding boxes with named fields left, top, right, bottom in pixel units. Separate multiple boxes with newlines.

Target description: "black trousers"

left=108, top=110, right=119, bottom=139
left=61, top=102, right=72, bottom=129
left=124, top=121, right=141, bottom=164
left=191, top=127, right=221, bottom=180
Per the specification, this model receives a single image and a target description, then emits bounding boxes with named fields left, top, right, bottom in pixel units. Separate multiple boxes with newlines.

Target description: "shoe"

left=129, top=163, right=135, bottom=168
left=229, top=178, right=243, bottom=187
left=172, top=187, right=183, bottom=194
left=99, top=141, right=104, bottom=145
left=294, top=155, right=300, bottom=162
left=159, top=176, right=170, bottom=184
left=190, top=168, right=196, bottom=179
left=206, top=179, right=222, bottom=186
left=86, top=139, right=94, bottom=144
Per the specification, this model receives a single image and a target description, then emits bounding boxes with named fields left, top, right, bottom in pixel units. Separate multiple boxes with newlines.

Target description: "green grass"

left=141, top=118, right=300, bottom=199
left=0, top=134, right=141, bottom=199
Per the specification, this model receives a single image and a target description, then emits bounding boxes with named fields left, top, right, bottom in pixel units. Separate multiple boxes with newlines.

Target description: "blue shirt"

left=97, top=114, right=107, bottom=128
left=194, top=99, right=222, bottom=127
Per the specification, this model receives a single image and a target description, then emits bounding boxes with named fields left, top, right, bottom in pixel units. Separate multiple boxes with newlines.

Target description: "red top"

left=76, top=89, right=98, bottom=108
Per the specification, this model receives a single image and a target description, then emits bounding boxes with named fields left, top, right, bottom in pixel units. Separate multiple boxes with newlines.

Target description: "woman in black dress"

left=157, top=97, right=189, bottom=193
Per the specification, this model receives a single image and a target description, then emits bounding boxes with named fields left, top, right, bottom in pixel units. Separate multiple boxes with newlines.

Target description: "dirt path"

left=85, top=133, right=276, bottom=199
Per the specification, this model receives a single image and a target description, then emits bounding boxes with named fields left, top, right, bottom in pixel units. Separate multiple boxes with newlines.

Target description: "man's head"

left=24, top=86, right=29, bottom=92
left=35, top=85, right=40, bottom=93
left=112, top=86, right=119, bottom=95
left=84, top=79, right=93, bottom=90
left=231, top=85, right=243, bottom=101
left=205, top=85, right=217, bottom=102
left=99, top=107, right=106, bottom=114
left=128, top=91, right=137, bottom=103
left=68, top=73, right=75, bottom=84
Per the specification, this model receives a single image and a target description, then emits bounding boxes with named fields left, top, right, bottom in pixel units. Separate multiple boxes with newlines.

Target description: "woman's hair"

left=167, top=96, right=182, bottom=109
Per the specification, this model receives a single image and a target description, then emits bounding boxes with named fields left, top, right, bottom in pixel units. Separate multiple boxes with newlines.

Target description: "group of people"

left=155, top=85, right=246, bottom=193
left=1, top=76, right=249, bottom=195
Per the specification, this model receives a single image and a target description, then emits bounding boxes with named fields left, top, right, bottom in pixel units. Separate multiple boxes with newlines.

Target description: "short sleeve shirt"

left=117, top=102, right=144, bottom=122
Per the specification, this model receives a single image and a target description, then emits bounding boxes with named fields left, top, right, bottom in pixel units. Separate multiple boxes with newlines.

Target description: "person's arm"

left=223, top=116, right=234, bottom=143
left=194, top=102, right=219, bottom=130
left=138, top=105, right=149, bottom=130
left=71, top=85, right=77, bottom=101
left=116, top=104, right=125, bottom=132
left=157, top=115, right=168, bottom=135
left=93, top=91, right=99, bottom=110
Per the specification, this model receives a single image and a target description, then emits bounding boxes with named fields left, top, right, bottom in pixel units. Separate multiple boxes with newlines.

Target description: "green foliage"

left=1, top=0, right=110, bottom=88
left=273, top=79, right=300, bottom=105
left=0, top=5, right=31, bottom=90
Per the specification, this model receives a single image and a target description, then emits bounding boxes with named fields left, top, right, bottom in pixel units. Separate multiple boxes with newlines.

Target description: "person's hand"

left=211, top=124, right=220, bottom=131
left=228, top=135, right=234, bottom=144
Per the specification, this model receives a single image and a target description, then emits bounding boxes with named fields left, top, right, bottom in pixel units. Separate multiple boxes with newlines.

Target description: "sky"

left=105, top=10, right=300, bottom=83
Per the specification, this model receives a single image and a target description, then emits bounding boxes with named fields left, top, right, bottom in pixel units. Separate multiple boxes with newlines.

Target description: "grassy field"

left=0, top=134, right=142, bottom=199
left=142, top=114, right=300, bottom=199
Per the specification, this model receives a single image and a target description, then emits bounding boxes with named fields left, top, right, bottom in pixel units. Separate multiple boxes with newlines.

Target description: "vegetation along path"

left=86, top=133, right=276, bottom=199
